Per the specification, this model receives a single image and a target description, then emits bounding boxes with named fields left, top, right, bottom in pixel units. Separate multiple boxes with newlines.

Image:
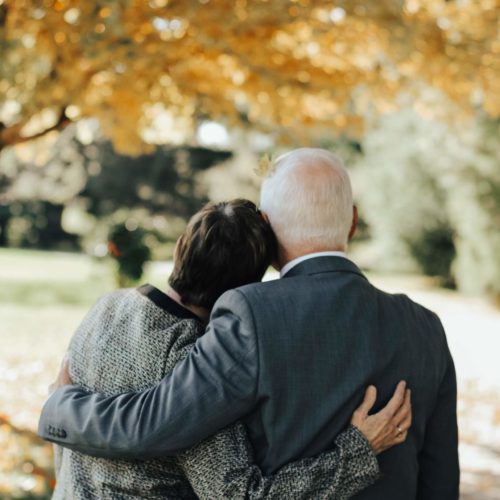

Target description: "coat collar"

left=282, top=256, right=367, bottom=281
left=137, top=284, right=202, bottom=321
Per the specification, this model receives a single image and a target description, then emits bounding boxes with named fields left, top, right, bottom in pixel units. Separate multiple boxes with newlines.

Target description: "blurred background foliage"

left=0, top=125, right=233, bottom=266
left=1, top=0, right=500, bottom=497
left=2, top=111, right=499, bottom=301
left=353, top=111, right=500, bottom=300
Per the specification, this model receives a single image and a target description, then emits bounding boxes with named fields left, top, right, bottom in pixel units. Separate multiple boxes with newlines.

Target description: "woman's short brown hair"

left=168, top=199, right=277, bottom=309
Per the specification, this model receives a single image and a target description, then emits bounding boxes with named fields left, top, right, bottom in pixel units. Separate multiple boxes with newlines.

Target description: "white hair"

left=259, top=148, right=353, bottom=251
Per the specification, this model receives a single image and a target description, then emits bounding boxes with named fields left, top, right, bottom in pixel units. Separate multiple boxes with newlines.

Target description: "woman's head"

left=168, top=199, right=277, bottom=309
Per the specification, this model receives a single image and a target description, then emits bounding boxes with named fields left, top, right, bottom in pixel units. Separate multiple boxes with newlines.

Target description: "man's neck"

left=165, top=286, right=210, bottom=323
left=277, top=245, right=347, bottom=271
left=278, top=247, right=349, bottom=278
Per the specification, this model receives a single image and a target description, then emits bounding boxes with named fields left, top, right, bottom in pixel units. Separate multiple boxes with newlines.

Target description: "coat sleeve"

left=417, top=318, right=460, bottom=500
left=178, top=422, right=380, bottom=500
left=37, top=289, right=260, bottom=458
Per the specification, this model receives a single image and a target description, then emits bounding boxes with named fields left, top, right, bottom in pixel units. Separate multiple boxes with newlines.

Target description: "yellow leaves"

left=99, top=7, right=112, bottom=19
left=53, top=31, right=66, bottom=44
left=1, top=0, right=499, bottom=154
left=52, top=0, right=65, bottom=13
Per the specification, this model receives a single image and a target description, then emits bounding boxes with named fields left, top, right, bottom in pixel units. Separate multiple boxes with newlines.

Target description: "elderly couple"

left=39, top=148, right=459, bottom=499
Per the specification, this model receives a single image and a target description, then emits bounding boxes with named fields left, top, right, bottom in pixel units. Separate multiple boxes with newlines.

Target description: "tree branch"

left=0, top=108, right=71, bottom=152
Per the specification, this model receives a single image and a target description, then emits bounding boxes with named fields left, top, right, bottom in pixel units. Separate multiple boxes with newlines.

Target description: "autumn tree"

left=1, top=0, right=499, bottom=154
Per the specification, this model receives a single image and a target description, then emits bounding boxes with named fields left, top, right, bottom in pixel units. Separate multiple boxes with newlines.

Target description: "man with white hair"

left=39, top=148, right=459, bottom=499
left=260, top=149, right=357, bottom=264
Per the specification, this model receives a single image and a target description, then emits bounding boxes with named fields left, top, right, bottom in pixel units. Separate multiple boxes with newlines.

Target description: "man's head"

left=259, top=148, right=356, bottom=263
left=169, top=199, right=276, bottom=309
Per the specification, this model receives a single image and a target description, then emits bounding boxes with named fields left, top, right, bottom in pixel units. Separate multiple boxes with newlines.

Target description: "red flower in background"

left=107, top=241, right=122, bottom=257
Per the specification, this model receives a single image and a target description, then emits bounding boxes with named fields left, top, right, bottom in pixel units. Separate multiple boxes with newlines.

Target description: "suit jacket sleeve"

left=37, top=289, right=259, bottom=458
left=417, top=319, right=460, bottom=500
left=178, top=422, right=380, bottom=500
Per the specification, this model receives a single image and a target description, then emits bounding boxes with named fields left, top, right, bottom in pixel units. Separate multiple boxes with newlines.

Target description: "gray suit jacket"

left=39, top=256, right=459, bottom=499
left=52, top=285, right=379, bottom=499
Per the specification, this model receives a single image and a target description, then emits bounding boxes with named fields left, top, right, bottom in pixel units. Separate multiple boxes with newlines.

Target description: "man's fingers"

left=356, top=385, right=377, bottom=415
left=61, top=351, right=69, bottom=367
left=379, top=380, right=407, bottom=419
left=48, top=352, right=73, bottom=393
left=57, top=352, right=73, bottom=385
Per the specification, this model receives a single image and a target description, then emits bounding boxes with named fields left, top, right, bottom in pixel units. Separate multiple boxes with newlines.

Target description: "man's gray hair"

left=259, top=148, right=353, bottom=251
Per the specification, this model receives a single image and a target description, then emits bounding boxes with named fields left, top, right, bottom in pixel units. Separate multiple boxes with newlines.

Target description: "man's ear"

left=348, top=205, right=358, bottom=241
left=260, top=210, right=280, bottom=270
left=259, top=210, right=270, bottom=225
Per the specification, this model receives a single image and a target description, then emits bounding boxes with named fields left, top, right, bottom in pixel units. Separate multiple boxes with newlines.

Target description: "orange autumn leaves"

left=1, top=0, right=499, bottom=154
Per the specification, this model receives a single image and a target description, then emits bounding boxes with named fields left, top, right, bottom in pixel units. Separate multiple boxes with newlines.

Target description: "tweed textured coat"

left=52, top=284, right=379, bottom=499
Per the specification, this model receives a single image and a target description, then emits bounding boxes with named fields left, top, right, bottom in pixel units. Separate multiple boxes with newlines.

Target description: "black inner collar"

left=137, top=284, right=202, bottom=322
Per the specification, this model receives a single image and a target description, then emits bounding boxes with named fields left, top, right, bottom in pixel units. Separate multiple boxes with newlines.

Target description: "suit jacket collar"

left=282, top=255, right=367, bottom=281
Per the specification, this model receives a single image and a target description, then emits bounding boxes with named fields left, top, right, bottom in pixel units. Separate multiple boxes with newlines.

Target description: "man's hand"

left=351, top=380, right=412, bottom=455
left=48, top=352, right=73, bottom=394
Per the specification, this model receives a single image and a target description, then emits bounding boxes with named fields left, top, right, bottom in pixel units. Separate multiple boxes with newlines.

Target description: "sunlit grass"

left=0, top=248, right=170, bottom=307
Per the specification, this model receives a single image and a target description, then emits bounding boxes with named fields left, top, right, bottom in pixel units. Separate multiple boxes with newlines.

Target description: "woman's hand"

left=351, top=380, right=412, bottom=455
